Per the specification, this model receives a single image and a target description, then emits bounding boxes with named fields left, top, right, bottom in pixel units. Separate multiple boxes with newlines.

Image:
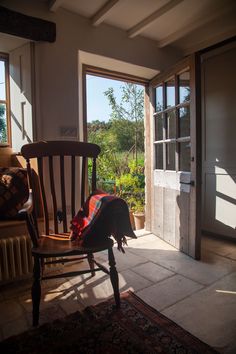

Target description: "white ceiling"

left=0, top=0, right=235, bottom=54
left=51, top=0, right=236, bottom=54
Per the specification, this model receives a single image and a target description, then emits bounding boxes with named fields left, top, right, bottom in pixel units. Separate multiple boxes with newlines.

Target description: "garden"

left=88, top=82, right=145, bottom=229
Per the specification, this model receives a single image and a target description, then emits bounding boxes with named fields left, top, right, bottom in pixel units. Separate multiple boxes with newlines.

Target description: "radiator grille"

left=0, top=235, right=33, bottom=283
left=0, top=235, right=76, bottom=284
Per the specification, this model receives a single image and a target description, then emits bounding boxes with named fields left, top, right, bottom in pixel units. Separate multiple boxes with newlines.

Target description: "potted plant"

left=116, top=160, right=145, bottom=230
left=128, top=194, right=145, bottom=230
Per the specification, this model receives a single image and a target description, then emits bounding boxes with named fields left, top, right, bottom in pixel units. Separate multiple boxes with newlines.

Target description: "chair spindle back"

left=21, top=141, right=101, bottom=236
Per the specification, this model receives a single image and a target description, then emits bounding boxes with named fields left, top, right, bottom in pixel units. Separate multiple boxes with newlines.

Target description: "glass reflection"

left=166, top=78, right=175, bottom=108
left=179, top=141, right=190, bottom=171
left=155, top=114, right=163, bottom=141
left=179, top=71, right=190, bottom=103
left=166, top=143, right=175, bottom=170
left=155, top=144, right=163, bottom=169
left=166, top=110, right=176, bottom=139
left=155, top=85, right=163, bottom=112
left=179, top=107, right=190, bottom=137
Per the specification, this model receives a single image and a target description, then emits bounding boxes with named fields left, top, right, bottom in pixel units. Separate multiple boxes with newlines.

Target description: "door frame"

left=81, top=64, right=150, bottom=205
left=146, top=54, right=202, bottom=259
left=82, top=64, right=149, bottom=141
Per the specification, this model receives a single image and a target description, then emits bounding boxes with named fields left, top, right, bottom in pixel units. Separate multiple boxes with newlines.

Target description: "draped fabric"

left=70, top=190, right=136, bottom=252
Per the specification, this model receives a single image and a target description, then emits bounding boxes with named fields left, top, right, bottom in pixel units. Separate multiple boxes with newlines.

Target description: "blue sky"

left=0, top=61, right=6, bottom=100
left=86, top=75, right=126, bottom=123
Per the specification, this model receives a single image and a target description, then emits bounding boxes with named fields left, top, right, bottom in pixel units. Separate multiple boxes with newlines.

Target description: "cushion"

left=0, top=167, right=29, bottom=219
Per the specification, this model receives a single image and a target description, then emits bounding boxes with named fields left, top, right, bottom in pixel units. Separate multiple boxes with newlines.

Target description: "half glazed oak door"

left=146, top=55, right=201, bottom=259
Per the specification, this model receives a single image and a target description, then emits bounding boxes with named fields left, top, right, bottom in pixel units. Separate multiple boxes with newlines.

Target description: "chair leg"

left=31, top=256, right=41, bottom=327
left=108, top=247, right=120, bottom=309
left=87, top=253, right=95, bottom=276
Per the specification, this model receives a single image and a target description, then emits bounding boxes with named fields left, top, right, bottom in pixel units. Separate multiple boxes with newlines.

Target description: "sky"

left=0, top=61, right=6, bottom=100
left=86, top=75, right=127, bottom=123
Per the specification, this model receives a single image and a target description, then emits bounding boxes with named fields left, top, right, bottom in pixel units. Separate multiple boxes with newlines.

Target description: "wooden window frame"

left=82, top=64, right=149, bottom=141
left=153, top=67, right=190, bottom=172
left=0, top=52, right=11, bottom=146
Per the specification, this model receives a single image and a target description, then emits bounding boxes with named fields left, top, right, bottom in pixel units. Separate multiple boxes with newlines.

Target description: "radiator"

left=0, top=235, right=61, bottom=284
left=0, top=235, right=33, bottom=283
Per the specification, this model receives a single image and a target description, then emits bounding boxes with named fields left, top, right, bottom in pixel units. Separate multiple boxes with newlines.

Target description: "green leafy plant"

left=116, top=159, right=145, bottom=213
left=0, top=104, right=7, bottom=143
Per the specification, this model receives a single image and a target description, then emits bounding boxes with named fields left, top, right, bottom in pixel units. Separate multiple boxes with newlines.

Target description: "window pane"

left=179, top=107, right=190, bottom=137
left=155, top=114, right=163, bottom=141
left=155, top=144, right=163, bottom=169
left=179, top=71, right=190, bottom=103
left=166, top=77, right=175, bottom=108
left=179, top=141, right=191, bottom=171
left=0, top=104, right=8, bottom=143
left=155, top=85, right=163, bottom=112
left=166, top=110, right=176, bottom=139
left=166, top=143, right=175, bottom=170
left=0, top=61, right=6, bottom=100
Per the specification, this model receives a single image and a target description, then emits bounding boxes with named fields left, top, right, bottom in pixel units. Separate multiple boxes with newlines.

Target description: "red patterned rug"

left=1, top=291, right=218, bottom=354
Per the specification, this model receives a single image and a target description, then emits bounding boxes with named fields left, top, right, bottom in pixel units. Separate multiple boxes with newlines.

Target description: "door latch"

left=180, top=180, right=195, bottom=186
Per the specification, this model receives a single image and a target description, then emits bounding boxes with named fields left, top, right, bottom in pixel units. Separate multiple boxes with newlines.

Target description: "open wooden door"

left=145, top=55, right=201, bottom=259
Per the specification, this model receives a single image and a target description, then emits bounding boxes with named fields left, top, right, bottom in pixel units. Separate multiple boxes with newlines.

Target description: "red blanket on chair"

left=70, top=190, right=136, bottom=252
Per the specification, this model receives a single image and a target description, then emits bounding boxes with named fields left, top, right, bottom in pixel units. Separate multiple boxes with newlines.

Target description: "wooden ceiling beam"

left=127, top=0, right=184, bottom=39
left=49, top=0, right=64, bottom=12
left=158, top=3, right=236, bottom=48
left=0, top=6, right=56, bottom=42
left=91, top=0, right=120, bottom=27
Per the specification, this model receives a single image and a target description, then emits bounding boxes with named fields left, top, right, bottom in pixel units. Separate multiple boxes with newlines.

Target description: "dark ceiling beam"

left=0, top=6, right=56, bottom=43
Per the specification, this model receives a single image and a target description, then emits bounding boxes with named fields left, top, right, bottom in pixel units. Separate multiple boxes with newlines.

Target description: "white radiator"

left=0, top=235, right=33, bottom=283
left=0, top=235, right=61, bottom=284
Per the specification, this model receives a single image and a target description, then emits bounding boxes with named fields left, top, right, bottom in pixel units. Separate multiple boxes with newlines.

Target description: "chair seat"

left=32, top=233, right=114, bottom=257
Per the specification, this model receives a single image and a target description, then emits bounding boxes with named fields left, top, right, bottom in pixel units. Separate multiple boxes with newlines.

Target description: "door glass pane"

left=155, top=85, right=163, bottom=112
left=166, top=143, right=175, bottom=170
left=0, top=61, right=6, bottom=100
left=155, top=114, right=163, bottom=141
left=179, top=107, right=190, bottom=137
left=166, top=77, right=175, bottom=108
left=166, top=110, right=176, bottom=139
left=155, top=144, right=163, bottom=169
left=179, top=71, right=190, bottom=103
left=179, top=141, right=190, bottom=171
left=0, top=103, right=7, bottom=143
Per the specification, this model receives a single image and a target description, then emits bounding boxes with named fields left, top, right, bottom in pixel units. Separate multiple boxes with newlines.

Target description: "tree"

left=0, top=104, right=7, bottom=143
left=104, top=83, right=144, bottom=162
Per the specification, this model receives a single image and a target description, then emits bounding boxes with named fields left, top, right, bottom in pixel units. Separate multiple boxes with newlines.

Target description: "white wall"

left=2, top=0, right=182, bottom=141
left=202, top=42, right=236, bottom=239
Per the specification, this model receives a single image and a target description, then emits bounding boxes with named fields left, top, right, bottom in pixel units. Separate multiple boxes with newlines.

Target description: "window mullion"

left=163, top=82, right=167, bottom=170
left=175, top=74, right=179, bottom=171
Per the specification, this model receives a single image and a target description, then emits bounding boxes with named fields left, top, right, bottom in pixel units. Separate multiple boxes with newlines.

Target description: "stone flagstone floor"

left=0, top=231, right=236, bottom=353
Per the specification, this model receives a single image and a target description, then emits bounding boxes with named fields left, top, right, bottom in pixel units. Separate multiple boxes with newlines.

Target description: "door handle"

left=180, top=180, right=195, bottom=186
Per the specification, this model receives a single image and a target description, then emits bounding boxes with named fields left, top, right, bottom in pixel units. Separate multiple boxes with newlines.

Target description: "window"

left=0, top=53, right=10, bottom=145
left=154, top=69, right=190, bottom=172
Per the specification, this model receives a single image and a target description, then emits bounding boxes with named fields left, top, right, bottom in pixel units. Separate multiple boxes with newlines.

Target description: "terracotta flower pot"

left=129, top=211, right=135, bottom=230
left=133, top=212, right=145, bottom=230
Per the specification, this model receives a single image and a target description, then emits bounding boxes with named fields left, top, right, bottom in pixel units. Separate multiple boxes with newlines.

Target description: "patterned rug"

left=1, top=291, right=218, bottom=354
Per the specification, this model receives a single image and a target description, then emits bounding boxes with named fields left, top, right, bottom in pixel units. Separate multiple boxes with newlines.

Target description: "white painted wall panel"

left=202, top=43, right=236, bottom=239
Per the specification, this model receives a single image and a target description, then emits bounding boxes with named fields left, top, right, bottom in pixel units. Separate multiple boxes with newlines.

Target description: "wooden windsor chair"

left=20, top=140, right=120, bottom=326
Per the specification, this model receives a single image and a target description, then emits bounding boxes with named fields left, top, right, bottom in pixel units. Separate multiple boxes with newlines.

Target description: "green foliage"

left=0, top=104, right=7, bottom=143
left=104, top=83, right=144, bottom=152
left=87, top=82, right=145, bottom=203
left=116, top=159, right=145, bottom=213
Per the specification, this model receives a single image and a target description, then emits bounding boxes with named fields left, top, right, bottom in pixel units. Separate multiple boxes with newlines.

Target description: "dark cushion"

left=0, top=167, right=29, bottom=219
